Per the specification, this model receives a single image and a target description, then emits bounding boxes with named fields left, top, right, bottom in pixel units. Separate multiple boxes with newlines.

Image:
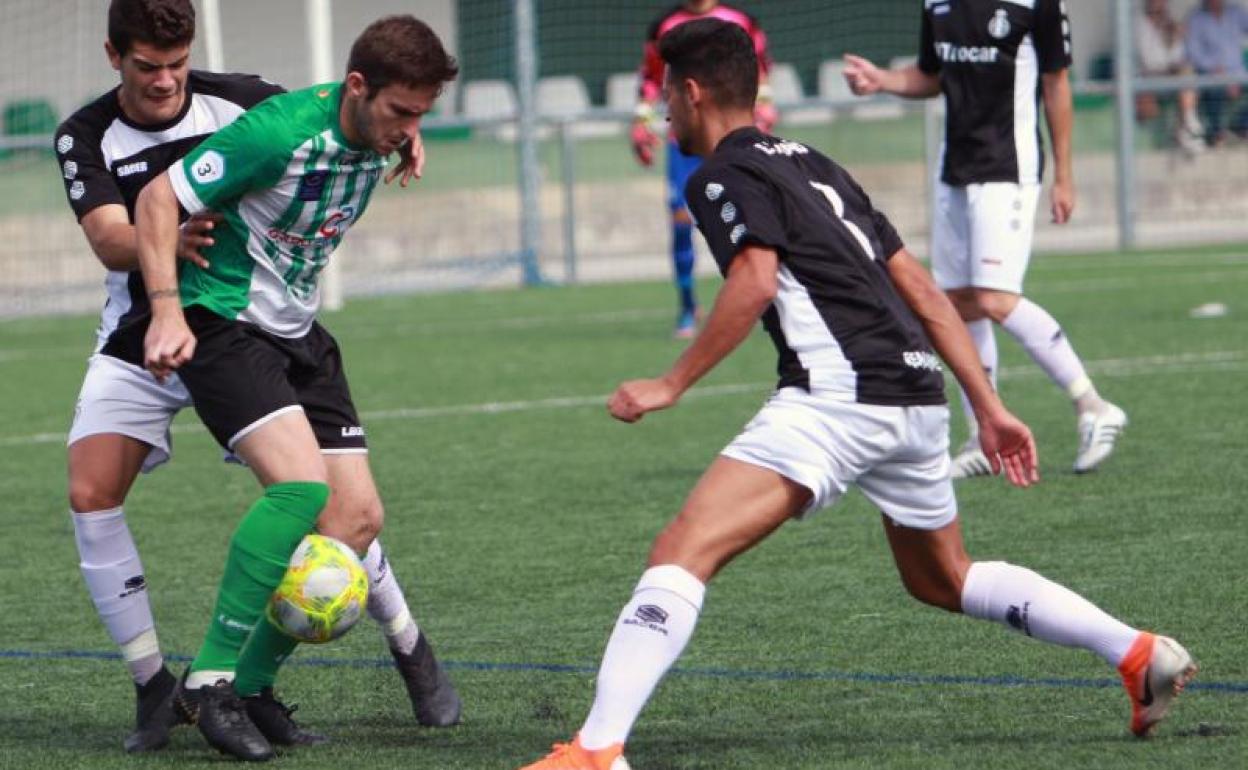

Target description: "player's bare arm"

left=135, top=172, right=196, bottom=381
left=886, top=248, right=1039, bottom=487
left=80, top=204, right=218, bottom=270
left=842, top=54, right=941, bottom=99
left=608, top=245, right=778, bottom=423
left=1042, top=68, right=1075, bottom=224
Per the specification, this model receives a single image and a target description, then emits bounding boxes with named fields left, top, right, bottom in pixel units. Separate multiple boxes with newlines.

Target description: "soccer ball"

left=268, top=534, right=369, bottom=644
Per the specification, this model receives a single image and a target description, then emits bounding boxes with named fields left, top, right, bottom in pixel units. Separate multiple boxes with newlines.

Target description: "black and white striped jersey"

left=686, top=127, right=946, bottom=407
left=54, top=71, right=283, bottom=352
left=918, top=0, right=1072, bottom=186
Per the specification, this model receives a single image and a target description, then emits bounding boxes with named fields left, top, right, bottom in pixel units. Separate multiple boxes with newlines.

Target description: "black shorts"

left=176, top=305, right=367, bottom=452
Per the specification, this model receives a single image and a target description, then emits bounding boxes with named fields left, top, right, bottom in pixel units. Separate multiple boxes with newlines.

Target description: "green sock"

left=190, top=481, right=330, bottom=674
left=234, top=615, right=301, bottom=697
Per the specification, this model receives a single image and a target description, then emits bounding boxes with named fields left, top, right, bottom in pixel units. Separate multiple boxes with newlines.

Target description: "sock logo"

left=373, top=553, right=389, bottom=585
left=217, top=614, right=256, bottom=634
left=1005, top=602, right=1032, bottom=636
left=623, top=604, right=670, bottom=636
left=119, top=574, right=147, bottom=598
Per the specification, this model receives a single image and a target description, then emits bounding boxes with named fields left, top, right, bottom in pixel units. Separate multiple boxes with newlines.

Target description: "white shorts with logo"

left=67, top=353, right=192, bottom=473
left=721, top=387, right=957, bottom=530
left=930, top=181, right=1041, bottom=294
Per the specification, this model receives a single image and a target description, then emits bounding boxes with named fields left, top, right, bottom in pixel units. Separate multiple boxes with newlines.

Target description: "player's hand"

left=144, top=310, right=196, bottom=383
left=177, top=212, right=220, bottom=268
left=630, top=120, right=659, bottom=167
left=976, top=406, right=1040, bottom=488
left=385, top=132, right=426, bottom=187
left=754, top=101, right=779, bottom=134
left=608, top=377, right=681, bottom=423
left=842, top=54, right=884, bottom=96
left=1050, top=178, right=1075, bottom=224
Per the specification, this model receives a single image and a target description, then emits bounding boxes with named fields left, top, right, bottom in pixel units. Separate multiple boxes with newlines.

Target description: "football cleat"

left=517, top=735, right=631, bottom=770
left=243, top=688, right=328, bottom=746
left=123, top=665, right=187, bottom=753
left=1118, top=632, right=1197, bottom=738
left=673, top=307, right=698, bottom=340
left=950, top=438, right=994, bottom=480
left=177, top=675, right=274, bottom=762
left=392, top=633, right=462, bottom=727
left=1073, top=403, right=1128, bottom=473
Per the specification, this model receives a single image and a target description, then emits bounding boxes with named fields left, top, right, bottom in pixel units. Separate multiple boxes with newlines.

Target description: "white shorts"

left=930, top=181, right=1040, bottom=294
left=67, top=353, right=192, bottom=473
left=721, top=388, right=957, bottom=530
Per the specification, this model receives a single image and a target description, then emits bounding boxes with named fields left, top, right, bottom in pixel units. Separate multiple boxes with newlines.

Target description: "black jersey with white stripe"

left=918, top=0, right=1072, bottom=186
left=686, top=127, right=946, bottom=406
left=54, top=71, right=284, bottom=351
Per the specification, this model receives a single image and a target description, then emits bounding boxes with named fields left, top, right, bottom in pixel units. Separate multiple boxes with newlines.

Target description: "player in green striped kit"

left=134, top=16, right=459, bottom=761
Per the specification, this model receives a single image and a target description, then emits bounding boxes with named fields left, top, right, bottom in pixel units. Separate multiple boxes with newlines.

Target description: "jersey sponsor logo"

left=729, top=223, right=747, bottom=244
left=116, top=160, right=149, bottom=177
left=705, top=182, right=724, bottom=201
left=70, top=180, right=86, bottom=200
left=933, top=42, right=1001, bottom=63
left=297, top=170, right=330, bottom=202
left=988, top=9, right=1011, bottom=39
left=56, top=134, right=73, bottom=154
left=192, top=150, right=225, bottom=184
left=752, top=139, right=809, bottom=157
left=319, top=206, right=356, bottom=239
left=62, top=160, right=78, bottom=180
left=720, top=201, right=737, bottom=223
left=903, top=351, right=943, bottom=372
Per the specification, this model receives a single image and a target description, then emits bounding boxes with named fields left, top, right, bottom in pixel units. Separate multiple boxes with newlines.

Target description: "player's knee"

left=974, top=290, right=1020, bottom=323
left=945, top=289, right=982, bottom=321
left=68, top=476, right=127, bottom=514
left=318, top=497, right=383, bottom=554
left=647, top=518, right=721, bottom=582
left=900, top=569, right=966, bottom=613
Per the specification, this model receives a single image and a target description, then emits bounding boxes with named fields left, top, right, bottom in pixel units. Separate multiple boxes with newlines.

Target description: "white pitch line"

left=3, top=350, right=1245, bottom=448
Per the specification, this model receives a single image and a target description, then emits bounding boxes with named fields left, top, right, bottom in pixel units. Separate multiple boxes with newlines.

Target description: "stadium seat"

left=819, top=58, right=907, bottom=122
left=2, top=97, right=57, bottom=157
left=768, top=62, right=831, bottom=126
left=460, top=79, right=519, bottom=140
left=538, top=75, right=619, bottom=138
left=605, top=71, right=640, bottom=114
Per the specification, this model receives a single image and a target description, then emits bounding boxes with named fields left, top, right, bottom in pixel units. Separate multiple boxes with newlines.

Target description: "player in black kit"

left=517, top=18, right=1192, bottom=769
left=844, top=0, right=1128, bottom=478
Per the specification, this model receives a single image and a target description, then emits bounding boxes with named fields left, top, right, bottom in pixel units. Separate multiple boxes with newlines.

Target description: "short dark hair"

left=347, top=15, right=459, bottom=97
left=658, top=18, right=757, bottom=110
left=108, top=0, right=196, bottom=57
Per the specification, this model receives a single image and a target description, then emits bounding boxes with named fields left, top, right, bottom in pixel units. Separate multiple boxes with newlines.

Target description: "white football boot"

left=950, top=437, right=994, bottom=480
left=1118, top=632, right=1198, bottom=737
left=1073, top=403, right=1128, bottom=473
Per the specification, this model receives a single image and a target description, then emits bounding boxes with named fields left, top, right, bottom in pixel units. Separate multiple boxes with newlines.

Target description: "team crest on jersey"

left=57, top=134, right=73, bottom=154
left=988, top=9, right=1011, bottom=39
left=297, top=170, right=330, bottom=202
left=192, top=150, right=225, bottom=184
left=705, top=182, right=724, bottom=201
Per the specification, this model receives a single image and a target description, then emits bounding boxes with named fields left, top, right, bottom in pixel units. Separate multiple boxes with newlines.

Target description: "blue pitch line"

left=3, top=648, right=1246, bottom=695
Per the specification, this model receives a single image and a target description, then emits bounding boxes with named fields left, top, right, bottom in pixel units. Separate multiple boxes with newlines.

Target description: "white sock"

left=958, top=318, right=998, bottom=441
left=1000, top=298, right=1103, bottom=413
left=72, top=507, right=164, bottom=685
left=960, top=561, right=1139, bottom=667
left=579, top=565, right=706, bottom=750
left=362, top=540, right=420, bottom=655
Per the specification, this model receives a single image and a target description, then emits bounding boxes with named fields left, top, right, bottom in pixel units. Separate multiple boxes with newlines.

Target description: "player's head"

left=341, top=15, right=459, bottom=156
left=659, top=18, right=758, bottom=156
left=105, top=0, right=195, bottom=125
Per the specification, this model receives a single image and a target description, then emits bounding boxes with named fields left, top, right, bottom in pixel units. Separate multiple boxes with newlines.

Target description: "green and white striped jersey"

left=169, top=82, right=386, bottom=337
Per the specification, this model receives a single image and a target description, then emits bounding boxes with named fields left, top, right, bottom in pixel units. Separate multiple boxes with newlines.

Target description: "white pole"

left=202, top=0, right=225, bottom=72
left=306, top=0, right=342, bottom=310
